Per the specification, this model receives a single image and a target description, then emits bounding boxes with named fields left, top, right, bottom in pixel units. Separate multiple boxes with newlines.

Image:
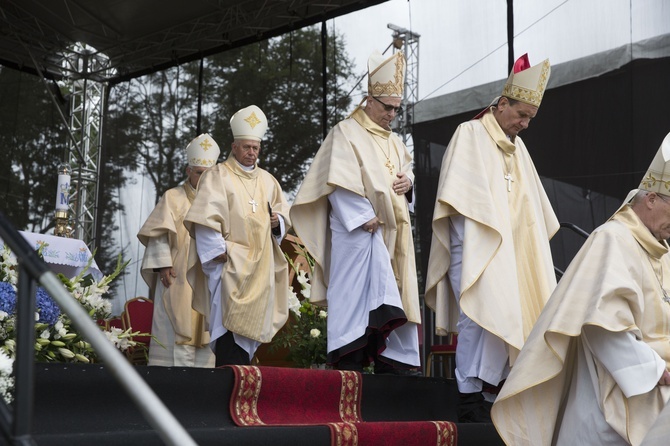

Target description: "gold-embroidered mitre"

left=639, top=132, right=670, bottom=194
left=501, top=54, right=550, bottom=108
left=186, top=133, right=220, bottom=167
left=230, top=105, right=268, bottom=141
left=368, top=51, right=405, bottom=98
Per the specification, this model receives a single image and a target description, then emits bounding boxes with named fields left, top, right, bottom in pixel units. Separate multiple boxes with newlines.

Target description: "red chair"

left=107, top=316, right=124, bottom=330
left=425, top=333, right=458, bottom=378
left=122, top=297, right=153, bottom=365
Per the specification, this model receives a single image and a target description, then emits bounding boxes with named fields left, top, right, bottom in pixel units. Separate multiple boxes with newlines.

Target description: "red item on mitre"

left=472, top=53, right=534, bottom=120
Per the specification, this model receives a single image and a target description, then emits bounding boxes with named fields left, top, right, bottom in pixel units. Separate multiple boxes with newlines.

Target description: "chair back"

left=107, top=316, right=124, bottom=330
left=122, top=297, right=153, bottom=345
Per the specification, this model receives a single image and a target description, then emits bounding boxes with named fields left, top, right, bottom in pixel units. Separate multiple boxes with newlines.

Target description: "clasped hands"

left=392, top=172, right=412, bottom=196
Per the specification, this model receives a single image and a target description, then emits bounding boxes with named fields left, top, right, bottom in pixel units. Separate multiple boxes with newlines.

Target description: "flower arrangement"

left=0, top=242, right=144, bottom=404
left=272, top=242, right=328, bottom=368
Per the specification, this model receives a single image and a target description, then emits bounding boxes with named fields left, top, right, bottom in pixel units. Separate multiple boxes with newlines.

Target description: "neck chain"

left=372, top=135, right=395, bottom=175
left=233, top=172, right=259, bottom=213
left=647, top=255, right=670, bottom=304
left=500, top=150, right=514, bottom=192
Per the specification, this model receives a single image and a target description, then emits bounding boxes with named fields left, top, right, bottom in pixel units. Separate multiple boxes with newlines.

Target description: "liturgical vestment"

left=184, top=156, right=291, bottom=347
left=291, top=108, right=421, bottom=366
left=425, top=110, right=558, bottom=370
left=492, top=204, right=670, bottom=445
left=138, top=182, right=214, bottom=367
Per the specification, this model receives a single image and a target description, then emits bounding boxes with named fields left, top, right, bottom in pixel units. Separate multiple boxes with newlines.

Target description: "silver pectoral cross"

left=249, top=199, right=258, bottom=213
left=504, top=173, right=514, bottom=192
left=663, top=289, right=670, bottom=304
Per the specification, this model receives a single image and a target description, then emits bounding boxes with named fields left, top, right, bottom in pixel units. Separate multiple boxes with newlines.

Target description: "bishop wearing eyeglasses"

left=291, top=50, right=421, bottom=375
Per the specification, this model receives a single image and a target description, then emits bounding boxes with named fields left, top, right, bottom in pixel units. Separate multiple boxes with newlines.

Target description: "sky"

left=110, top=0, right=670, bottom=313
left=332, top=0, right=669, bottom=103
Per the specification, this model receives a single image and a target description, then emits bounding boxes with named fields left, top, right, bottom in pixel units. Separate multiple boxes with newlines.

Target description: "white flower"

left=0, top=349, right=14, bottom=405
left=318, top=310, right=327, bottom=319
left=300, top=283, right=311, bottom=299
left=296, top=269, right=309, bottom=286
left=54, top=320, right=67, bottom=338
left=104, top=327, right=137, bottom=352
left=39, top=329, right=50, bottom=340
left=0, top=349, right=13, bottom=375
left=0, top=311, right=7, bottom=322
left=287, top=288, right=301, bottom=317
left=58, top=347, right=75, bottom=359
left=310, top=328, right=321, bottom=338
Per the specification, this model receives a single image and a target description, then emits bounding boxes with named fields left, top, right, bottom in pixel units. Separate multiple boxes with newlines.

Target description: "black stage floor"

left=26, top=364, right=502, bottom=445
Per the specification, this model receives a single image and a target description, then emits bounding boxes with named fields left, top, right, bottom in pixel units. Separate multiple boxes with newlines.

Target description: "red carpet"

left=228, top=366, right=457, bottom=446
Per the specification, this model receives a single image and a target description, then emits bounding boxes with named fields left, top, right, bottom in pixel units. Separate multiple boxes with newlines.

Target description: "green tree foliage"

left=0, top=68, right=67, bottom=232
left=0, top=67, right=129, bottom=281
left=103, top=25, right=358, bottom=201
left=106, top=67, right=200, bottom=200
left=207, top=26, right=357, bottom=193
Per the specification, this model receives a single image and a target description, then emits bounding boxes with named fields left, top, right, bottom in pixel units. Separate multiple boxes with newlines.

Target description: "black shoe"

left=214, top=332, right=251, bottom=366
left=378, top=368, right=422, bottom=376
left=336, top=361, right=364, bottom=372
left=457, top=392, right=492, bottom=423
left=374, top=360, right=422, bottom=376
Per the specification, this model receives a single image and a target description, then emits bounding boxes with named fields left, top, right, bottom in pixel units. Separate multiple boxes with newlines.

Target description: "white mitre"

left=639, top=132, right=670, bottom=195
left=186, top=133, right=220, bottom=167
left=368, top=51, right=405, bottom=98
left=501, top=53, right=551, bottom=108
left=230, top=105, right=268, bottom=141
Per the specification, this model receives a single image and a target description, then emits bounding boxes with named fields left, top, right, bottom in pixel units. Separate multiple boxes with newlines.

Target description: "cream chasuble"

left=138, top=182, right=210, bottom=348
left=184, top=156, right=291, bottom=343
left=492, top=205, right=670, bottom=446
left=291, top=108, right=420, bottom=325
left=425, top=109, right=558, bottom=360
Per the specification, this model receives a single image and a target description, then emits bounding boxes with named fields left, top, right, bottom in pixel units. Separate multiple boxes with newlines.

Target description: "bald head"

left=630, top=190, right=670, bottom=241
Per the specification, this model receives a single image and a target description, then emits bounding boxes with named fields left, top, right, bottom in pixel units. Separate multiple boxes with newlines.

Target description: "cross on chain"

left=504, top=173, right=514, bottom=192
left=249, top=199, right=258, bottom=213
left=385, top=159, right=395, bottom=175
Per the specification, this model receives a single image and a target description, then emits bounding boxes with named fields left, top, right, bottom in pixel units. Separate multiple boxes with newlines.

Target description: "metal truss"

left=63, top=45, right=112, bottom=248
left=388, top=23, right=420, bottom=145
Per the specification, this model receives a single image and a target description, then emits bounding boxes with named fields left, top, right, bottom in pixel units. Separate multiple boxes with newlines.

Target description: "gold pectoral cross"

left=385, top=159, right=394, bottom=175
left=504, top=173, right=514, bottom=192
left=249, top=199, right=258, bottom=213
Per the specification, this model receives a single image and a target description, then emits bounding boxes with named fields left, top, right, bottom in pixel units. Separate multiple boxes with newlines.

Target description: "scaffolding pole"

left=388, top=23, right=420, bottom=146
left=62, top=45, right=111, bottom=250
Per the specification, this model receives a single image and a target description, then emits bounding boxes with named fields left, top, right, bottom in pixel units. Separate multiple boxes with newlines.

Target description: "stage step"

left=28, top=364, right=502, bottom=445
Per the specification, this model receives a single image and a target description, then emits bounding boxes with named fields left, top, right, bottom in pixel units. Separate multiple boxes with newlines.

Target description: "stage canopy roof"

left=0, top=0, right=387, bottom=84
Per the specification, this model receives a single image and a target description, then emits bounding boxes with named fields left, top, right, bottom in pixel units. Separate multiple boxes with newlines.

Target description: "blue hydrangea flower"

left=0, top=282, right=16, bottom=314
left=36, top=288, right=61, bottom=326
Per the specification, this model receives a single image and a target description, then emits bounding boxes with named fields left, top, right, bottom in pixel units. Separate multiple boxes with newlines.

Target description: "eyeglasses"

left=371, top=96, right=404, bottom=115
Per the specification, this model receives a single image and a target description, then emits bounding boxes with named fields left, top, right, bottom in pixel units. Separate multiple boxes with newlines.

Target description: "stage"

left=28, top=363, right=503, bottom=445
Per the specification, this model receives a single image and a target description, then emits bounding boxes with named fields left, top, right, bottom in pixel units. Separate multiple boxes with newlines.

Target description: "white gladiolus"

left=288, top=288, right=301, bottom=317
